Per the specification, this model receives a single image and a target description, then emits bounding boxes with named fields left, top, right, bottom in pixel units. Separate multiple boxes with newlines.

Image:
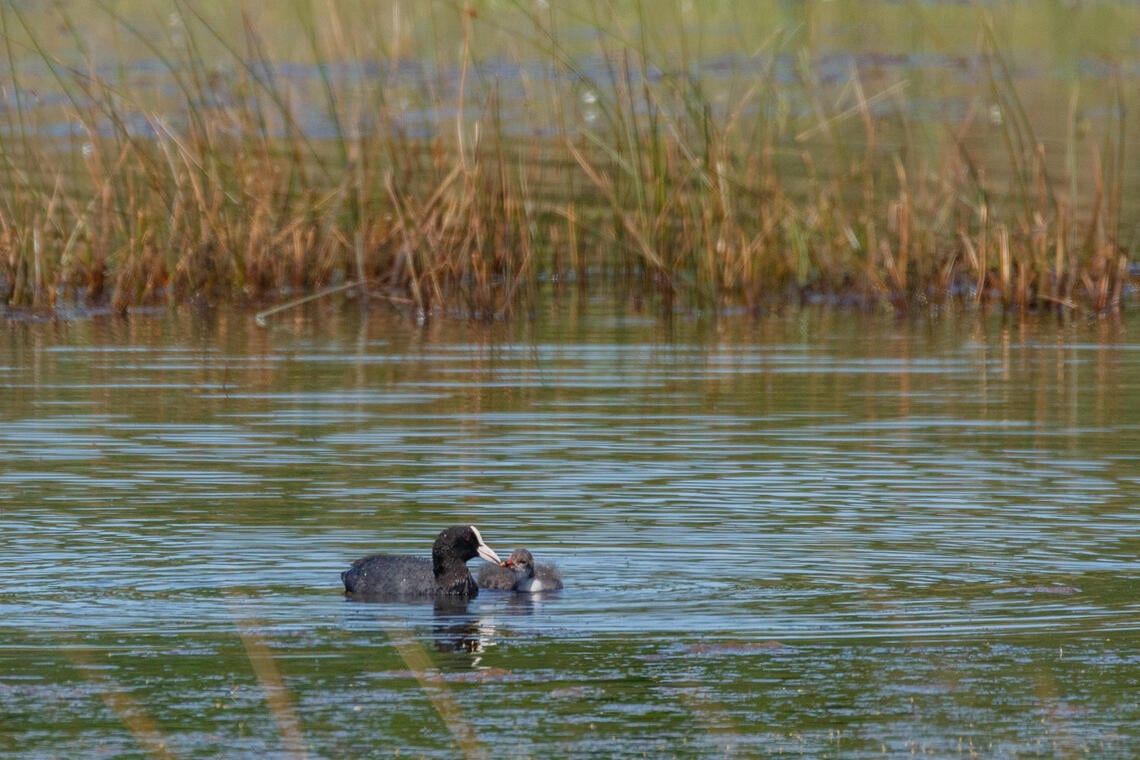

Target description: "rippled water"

left=2, top=305, right=1138, bottom=757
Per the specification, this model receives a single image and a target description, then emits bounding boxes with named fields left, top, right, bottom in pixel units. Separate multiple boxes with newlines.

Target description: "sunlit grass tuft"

left=0, top=2, right=1134, bottom=319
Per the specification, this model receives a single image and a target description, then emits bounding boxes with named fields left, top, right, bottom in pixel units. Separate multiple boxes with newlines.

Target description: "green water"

left=2, top=303, right=1138, bottom=757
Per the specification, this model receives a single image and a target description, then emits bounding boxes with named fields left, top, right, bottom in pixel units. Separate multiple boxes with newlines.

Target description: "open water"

left=2, top=303, right=1138, bottom=757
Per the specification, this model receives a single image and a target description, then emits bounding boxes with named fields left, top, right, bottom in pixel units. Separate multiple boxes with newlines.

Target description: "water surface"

left=2, top=305, right=1138, bottom=757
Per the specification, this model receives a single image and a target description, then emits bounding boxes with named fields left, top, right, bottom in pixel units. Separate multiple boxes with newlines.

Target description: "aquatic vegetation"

left=0, top=1, right=1134, bottom=318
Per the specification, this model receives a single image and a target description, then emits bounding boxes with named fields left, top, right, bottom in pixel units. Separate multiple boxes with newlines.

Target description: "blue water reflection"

left=1, top=307, right=1138, bottom=756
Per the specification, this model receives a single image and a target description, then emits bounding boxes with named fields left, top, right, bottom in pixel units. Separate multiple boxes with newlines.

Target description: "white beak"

left=477, top=543, right=502, bottom=565
left=470, top=526, right=502, bottom=565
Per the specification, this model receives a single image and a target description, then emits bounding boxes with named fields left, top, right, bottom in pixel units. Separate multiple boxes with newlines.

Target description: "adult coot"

left=342, top=525, right=501, bottom=599
left=477, top=548, right=563, bottom=592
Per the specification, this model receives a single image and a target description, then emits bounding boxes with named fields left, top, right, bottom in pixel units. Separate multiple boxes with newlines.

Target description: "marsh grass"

left=0, top=2, right=1134, bottom=319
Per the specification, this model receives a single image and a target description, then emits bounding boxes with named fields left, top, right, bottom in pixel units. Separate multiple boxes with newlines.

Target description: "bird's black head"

left=433, top=525, right=501, bottom=565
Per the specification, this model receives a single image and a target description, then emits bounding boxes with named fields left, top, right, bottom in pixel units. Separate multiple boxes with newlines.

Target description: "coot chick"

left=342, top=525, right=501, bottom=599
left=477, top=548, right=563, bottom=592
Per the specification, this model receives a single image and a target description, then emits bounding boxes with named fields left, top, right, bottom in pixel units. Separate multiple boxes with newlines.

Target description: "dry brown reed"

left=385, top=624, right=489, bottom=760
left=0, top=3, right=1133, bottom=320
left=231, top=605, right=311, bottom=760
left=63, top=646, right=178, bottom=760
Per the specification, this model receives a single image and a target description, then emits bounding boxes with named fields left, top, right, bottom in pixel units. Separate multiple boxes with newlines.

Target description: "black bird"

left=342, top=525, right=501, bottom=599
left=477, top=548, right=563, bottom=592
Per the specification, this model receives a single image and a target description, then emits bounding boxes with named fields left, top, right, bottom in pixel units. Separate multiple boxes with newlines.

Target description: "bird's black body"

left=343, top=525, right=500, bottom=599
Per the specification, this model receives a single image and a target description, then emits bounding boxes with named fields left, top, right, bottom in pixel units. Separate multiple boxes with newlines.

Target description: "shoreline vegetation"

left=1, top=1, right=1136, bottom=321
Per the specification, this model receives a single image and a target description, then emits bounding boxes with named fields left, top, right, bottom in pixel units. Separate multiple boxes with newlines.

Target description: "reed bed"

left=0, top=1, right=1134, bottom=319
